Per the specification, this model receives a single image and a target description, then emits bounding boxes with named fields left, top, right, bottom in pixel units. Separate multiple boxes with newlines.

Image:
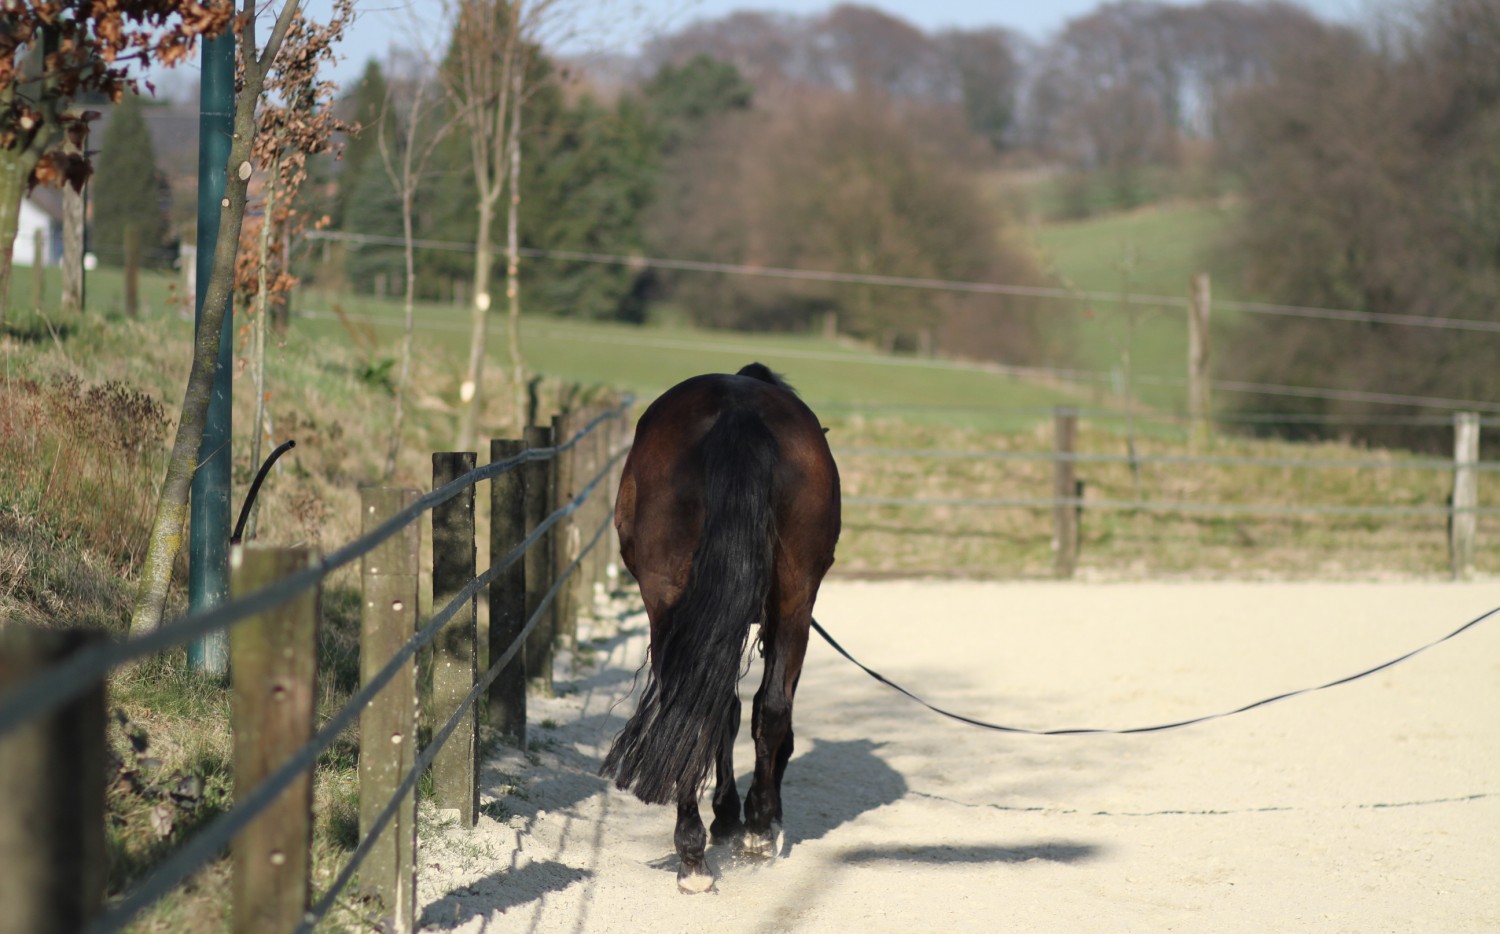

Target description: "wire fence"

left=830, top=407, right=1492, bottom=580
left=304, top=231, right=1500, bottom=337
left=294, top=305, right=1500, bottom=418
left=0, top=399, right=632, bottom=933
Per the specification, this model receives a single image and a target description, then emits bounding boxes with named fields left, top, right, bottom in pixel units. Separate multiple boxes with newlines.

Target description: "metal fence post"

left=1053, top=407, right=1080, bottom=579
left=0, top=629, right=106, bottom=934
left=432, top=453, right=478, bottom=827
left=524, top=424, right=556, bottom=695
left=229, top=546, right=319, bottom=934
left=1451, top=412, right=1480, bottom=580
left=359, top=487, right=419, bottom=934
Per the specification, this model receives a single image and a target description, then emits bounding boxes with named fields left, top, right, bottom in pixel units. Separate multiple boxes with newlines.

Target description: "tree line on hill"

left=78, top=0, right=1500, bottom=450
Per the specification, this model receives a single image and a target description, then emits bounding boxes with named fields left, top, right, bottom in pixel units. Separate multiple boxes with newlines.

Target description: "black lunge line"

left=810, top=605, right=1499, bottom=736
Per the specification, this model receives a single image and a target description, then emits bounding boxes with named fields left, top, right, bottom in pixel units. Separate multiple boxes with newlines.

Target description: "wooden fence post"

left=31, top=228, right=44, bottom=309
left=574, top=405, right=602, bottom=620
left=489, top=439, right=527, bottom=745
left=123, top=222, right=141, bottom=318
left=595, top=404, right=615, bottom=594
left=524, top=424, right=556, bottom=695
left=1053, top=407, right=1079, bottom=580
left=359, top=488, right=419, bottom=934
left=1188, top=271, right=1212, bottom=449
left=1450, top=412, right=1480, bottom=581
left=552, top=411, right=581, bottom=652
left=229, top=546, right=319, bottom=934
left=431, top=453, right=478, bottom=827
left=0, top=629, right=106, bottom=934
left=607, top=404, right=629, bottom=589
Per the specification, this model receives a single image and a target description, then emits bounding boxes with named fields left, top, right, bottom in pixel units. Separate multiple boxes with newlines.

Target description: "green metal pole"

left=188, top=31, right=236, bottom=675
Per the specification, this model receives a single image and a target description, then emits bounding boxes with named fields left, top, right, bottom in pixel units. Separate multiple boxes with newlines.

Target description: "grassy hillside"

left=291, top=289, right=1084, bottom=432
left=1029, top=199, right=1245, bottom=411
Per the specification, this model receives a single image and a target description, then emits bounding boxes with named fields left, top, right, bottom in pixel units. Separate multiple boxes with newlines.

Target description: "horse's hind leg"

left=740, top=615, right=808, bottom=859
left=674, top=792, right=715, bottom=893
left=709, top=701, right=743, bottom=844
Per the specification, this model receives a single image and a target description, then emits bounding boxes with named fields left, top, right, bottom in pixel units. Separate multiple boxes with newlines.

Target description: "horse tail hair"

left=602, top=406, right=779, bottom=805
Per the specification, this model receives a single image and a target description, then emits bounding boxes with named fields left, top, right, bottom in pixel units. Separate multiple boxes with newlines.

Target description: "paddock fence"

left=831, top=406, right=1495, bottom=580
left=0, top=397, right=632, bottom=934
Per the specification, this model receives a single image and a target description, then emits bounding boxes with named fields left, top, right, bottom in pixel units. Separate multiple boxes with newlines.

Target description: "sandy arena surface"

left=414, top=580, right=1500, bottom=933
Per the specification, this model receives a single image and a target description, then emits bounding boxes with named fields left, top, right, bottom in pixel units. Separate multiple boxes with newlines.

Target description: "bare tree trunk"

left=385, top=182, right=418, bottom=479
left=0, top=157, right=23, bottom=328
left=455, top=197, right=496, bottom=451
left=246, top=163, right=279, bottom=540
left=505, top=65, right=525, bottom=433
left=61, top=184, right=83, bottom=314
left=131, top=0, right=301, bottom=636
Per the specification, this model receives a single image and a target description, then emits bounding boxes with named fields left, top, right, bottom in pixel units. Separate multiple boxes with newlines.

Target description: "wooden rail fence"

left=0, top=400, right=630, bottom=934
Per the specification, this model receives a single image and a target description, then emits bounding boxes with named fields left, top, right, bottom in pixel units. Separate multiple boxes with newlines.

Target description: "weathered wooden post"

left=552, top=410, right=581, bottom=652
left=575, top=404, right=603, bottom=618
left=431, top=453, right=478, bottom=826
left=489, top=439, right=527, bottom=745
left=0, top=629, right=106, bottom=934
left=123, top=222, right=141, bottom=319
left=229, top=546, right=319, bottom=934
left=1053, top=407, right=1079, bottom=580
left=607, top=403, right=630, bottom=590
left=1450, top=412, right=1480, bottom=580
left=594, top=403, right=615, bottom=595
left=1188, top=272, right=1212, bottom=449
left=523, top=424, right=556, bottom=695
left=358, top=488, right=419, bottom=934
left=30, top=229, right=44, bottom=309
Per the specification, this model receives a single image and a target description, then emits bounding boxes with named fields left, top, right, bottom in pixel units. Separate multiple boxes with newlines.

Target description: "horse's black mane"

left=736, top=362, right=796, bottom=394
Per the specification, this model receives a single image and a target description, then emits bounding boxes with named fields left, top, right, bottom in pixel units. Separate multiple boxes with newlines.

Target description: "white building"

left=12, top=190, right=64, bottom=267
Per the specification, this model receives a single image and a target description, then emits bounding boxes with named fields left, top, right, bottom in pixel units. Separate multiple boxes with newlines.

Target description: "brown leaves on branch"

left=1, top=0, right=234, bottom=191
left=233, top=0, right=353, bottom=305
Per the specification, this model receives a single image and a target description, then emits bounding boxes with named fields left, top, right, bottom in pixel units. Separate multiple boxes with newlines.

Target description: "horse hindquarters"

left=601, top=407, right=781, bottom=888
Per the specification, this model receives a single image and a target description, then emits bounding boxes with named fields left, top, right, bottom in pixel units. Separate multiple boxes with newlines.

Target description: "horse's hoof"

left=737, top=823, right=783, bottom=861
left=677, top=867, right=717, bottom=894
left=709, top=819, right=743, bottom=846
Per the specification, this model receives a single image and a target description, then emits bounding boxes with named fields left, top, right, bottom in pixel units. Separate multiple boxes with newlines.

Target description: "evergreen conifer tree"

left=335, top=59, right=389, bottom=230
left=92, top=92, right=168, bottom=268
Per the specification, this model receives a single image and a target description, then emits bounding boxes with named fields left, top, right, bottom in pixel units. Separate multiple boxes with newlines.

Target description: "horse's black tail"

left=602, top=407, right=779, bottom=805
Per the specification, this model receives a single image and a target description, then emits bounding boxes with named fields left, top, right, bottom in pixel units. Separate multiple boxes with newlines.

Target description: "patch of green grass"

left=1030, top=200, right=1247, bottom=411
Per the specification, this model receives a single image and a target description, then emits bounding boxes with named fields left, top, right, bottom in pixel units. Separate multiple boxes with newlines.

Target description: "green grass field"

left=1030, top=199, right=1247, bottom=411
left=289, top=287, right=1085, bottom=433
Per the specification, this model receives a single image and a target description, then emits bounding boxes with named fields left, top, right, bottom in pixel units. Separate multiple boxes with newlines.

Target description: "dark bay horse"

left=601, top=363, right=841, bottom=893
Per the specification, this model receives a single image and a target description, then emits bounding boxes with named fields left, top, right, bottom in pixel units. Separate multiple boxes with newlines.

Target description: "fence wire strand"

left=836, top=446, right=1500, bottom=473
left=0, top=402, right=629, bottom=742
left=85, top=437, right=629, bottom=934
left=298, top=507, right=616, bottom=933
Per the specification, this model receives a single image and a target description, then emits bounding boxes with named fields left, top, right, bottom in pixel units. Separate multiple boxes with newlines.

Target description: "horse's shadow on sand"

left=418, top=861, right=591, bottom=931
left=779, top=737, right=908, bottom=851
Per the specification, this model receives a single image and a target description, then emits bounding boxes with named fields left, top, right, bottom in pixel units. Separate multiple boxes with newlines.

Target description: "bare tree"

left=237, top=0, right=354, bottom=540
left=131, top=0, right=303, bottom=636
left=441, top=0, right=559, bottom=450
left=378, top=50, right=456, bottom=479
